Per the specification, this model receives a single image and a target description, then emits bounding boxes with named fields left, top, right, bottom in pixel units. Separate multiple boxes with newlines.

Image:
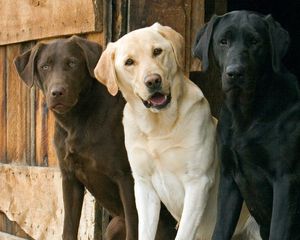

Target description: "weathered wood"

left=0, top=213, right=33, bottom=240
left=6, top=44, right=32, bottom=164
left=127, top=0, right=207, bottom=73
left=0, top=0, right=103, bottom=45
left=190, top=0, right=205, bottom=71
left=0, top=47, right=7, bottom=163
left=0, top=212, right=7, bottom=238
left=0, top=231, right=29, bottom=240
left=35, top=89, right=50, bottom=167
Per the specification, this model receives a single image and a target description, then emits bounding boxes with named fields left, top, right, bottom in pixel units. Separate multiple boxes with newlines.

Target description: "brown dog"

left=14, top=36, right=176, bottom=240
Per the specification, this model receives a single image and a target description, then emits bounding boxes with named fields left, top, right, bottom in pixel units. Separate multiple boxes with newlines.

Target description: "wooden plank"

left=35, top=89, right=50, bottom=167
left=127, top=0, right=206, bottom=73
left=0, top=212, right=7, bottom=236
left=128, top=0, right=191, bottom=74
left=0, top=46, right=7, bottom=163
left=0, top=164, right=95, bottom=239
left=190, top=0, right=205, bottom=71
left=0, top=0, right=103, bottom=45
left=0, top=213, right=33, bottom=240
left=46, top=108, right=56, bottom=167
left=34, top=88, right=57, bottom=167
left=6, top=44, right=32, bottom=165
left=0, top=231, right=28, bottom=240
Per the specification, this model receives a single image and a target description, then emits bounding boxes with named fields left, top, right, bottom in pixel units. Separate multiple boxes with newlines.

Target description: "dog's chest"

left=135, top=137, right=198, bottom=220
left=229, top=123, right=277, bottom=169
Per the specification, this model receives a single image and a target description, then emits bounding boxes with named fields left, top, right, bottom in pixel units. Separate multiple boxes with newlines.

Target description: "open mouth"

left=142, top=92, right=171, bottom=109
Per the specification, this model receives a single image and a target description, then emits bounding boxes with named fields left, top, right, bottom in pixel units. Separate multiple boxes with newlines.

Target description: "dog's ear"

left=152, top=23, right=185, bottom=70
left=264, top=15, right=290, bottom=73
left=192, top=15, right=219, bottom=72
left=94, top=43, right=118, bottom=96
left=70, top=35, right=102, bottom=78
left=14, top=43, right=45, bottom=88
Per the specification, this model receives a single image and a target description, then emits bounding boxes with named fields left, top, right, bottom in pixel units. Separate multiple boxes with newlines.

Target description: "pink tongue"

left=150, top=94, right=166, bottom=106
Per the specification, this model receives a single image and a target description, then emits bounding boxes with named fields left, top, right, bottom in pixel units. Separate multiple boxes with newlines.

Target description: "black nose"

left=225, top=65, right=245, bottom=79
left=144, top=74, right=162, bottom=90
left=51, top=87, right=66, bottom=97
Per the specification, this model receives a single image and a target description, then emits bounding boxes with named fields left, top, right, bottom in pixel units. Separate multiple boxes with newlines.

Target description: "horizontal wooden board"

left=0, top=232, right=28, bottom=240
left=0, top=164, right=96, bottom=239
left=0, top=0, right=103, bottom=45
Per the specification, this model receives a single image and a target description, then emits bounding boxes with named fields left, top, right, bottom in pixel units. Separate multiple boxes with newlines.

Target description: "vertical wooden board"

left=190, top=0, right=205, bottom=71
left=0, top=47, right=7, bottom=163
left=128, top=0, right=192, bottom=74
left=35, top=90, right=57, bottom=167
left=86, top=32, right=105, bottom=50
left=35, top=89, right=48, bottom=166
left=46, top=111, right=56, bottom=167
left=6, top=44, right=32, bottom=164
left=0, top=212, right=7, bottom=233
left=0, top=213, right=33, bottom=239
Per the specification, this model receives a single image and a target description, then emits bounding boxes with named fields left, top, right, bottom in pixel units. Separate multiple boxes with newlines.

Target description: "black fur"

left=193, top=10, right=300, bottom=239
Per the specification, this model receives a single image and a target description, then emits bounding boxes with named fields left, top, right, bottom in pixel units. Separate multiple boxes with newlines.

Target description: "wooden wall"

left=0, top=0, right=226, bottom=239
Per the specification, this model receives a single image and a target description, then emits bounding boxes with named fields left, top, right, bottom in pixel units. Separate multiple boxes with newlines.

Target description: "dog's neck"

left=225, top=71, right=300, bottom=132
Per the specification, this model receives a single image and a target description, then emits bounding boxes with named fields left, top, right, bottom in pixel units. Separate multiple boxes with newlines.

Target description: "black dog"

left=14, top=36, right=176, bottom=240
left=193, top=11, right=300, bottom=239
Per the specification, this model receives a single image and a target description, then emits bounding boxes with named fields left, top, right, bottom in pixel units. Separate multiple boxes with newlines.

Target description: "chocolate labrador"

left=193, top=11, right=300, bottom=240
left=14, top=36, right=176, bottom=240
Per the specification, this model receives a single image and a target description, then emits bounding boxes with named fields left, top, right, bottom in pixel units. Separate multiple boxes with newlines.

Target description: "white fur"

left=94, top=23, right=260, bottom=240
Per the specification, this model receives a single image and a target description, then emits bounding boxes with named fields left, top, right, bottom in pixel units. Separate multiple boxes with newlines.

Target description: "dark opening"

left=228, top=0, right=300, bottom=79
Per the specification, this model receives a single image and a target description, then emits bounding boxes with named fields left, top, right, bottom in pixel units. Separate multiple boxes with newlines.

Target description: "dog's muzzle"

left=142, top=73, right=171, bottom=109
left=222, top=64, right=245, bottom=92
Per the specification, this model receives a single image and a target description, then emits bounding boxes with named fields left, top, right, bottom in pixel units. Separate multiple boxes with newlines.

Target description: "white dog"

left=94, top=23, right=260, bottom=240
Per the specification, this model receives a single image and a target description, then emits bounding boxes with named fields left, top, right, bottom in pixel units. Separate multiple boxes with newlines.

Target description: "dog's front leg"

left=117, top=175, right=138, bottom=240
left=134, top=177, right=161, bottom=240
left=212, top=164, right=243, bottom=240
left=61, top=170, right=85, bottom=240
left=269, top=177, right=300, bottom=240
left=175, top=176, right=212, bottom=240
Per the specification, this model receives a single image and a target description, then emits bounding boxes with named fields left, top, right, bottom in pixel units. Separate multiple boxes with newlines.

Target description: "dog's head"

left=193, top=11, right=290, bottom=97
left=14, top=36, right=101, bottom=114
left=94, top=23, right=184, bottom=112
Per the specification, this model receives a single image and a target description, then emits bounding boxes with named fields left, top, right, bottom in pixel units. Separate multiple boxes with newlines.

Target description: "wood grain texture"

left=0, top=47, right=7, bottom=163
left=6, top=44, right=32, bottom=164
left=0, top=0, right=103, bottom=45
left=127, top=0, right=207, bottom=73
left=0, top=231, right=31, bottom=240
left=0, top=213, right=33, bottom=240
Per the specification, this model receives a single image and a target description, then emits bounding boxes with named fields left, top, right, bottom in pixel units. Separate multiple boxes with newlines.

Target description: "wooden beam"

left=0, top=232, right=28, bottom=240
left=0, top=0, right=103, bottom=45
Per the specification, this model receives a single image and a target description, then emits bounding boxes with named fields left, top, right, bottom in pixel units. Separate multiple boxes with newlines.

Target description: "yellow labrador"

left=94, top=23, right=260, bottom=240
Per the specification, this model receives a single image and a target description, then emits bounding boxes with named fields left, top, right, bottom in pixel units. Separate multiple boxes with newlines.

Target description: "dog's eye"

left=250, top=38, right=258, bottom=45
left=125, top=58, right=134, bottom=66
left=220, top=39, right=228, bottom=46
left=41, top=64, right=50, bottom=71
left=68, top=61, right=76, bottom=68
left=153, top=48, right=162, bottom=56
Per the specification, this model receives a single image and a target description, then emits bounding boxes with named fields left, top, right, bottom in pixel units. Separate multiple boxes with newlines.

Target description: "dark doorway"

left=228, top=0, right=300, bottom=79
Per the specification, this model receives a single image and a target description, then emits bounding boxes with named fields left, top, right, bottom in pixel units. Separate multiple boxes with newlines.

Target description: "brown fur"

left=14, top=36, right=176, bottom=240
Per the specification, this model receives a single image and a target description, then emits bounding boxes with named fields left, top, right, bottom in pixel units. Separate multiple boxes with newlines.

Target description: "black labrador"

left=14, top=36, right=176, bottom=240
left=193, top=11, right=300, bottom=240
